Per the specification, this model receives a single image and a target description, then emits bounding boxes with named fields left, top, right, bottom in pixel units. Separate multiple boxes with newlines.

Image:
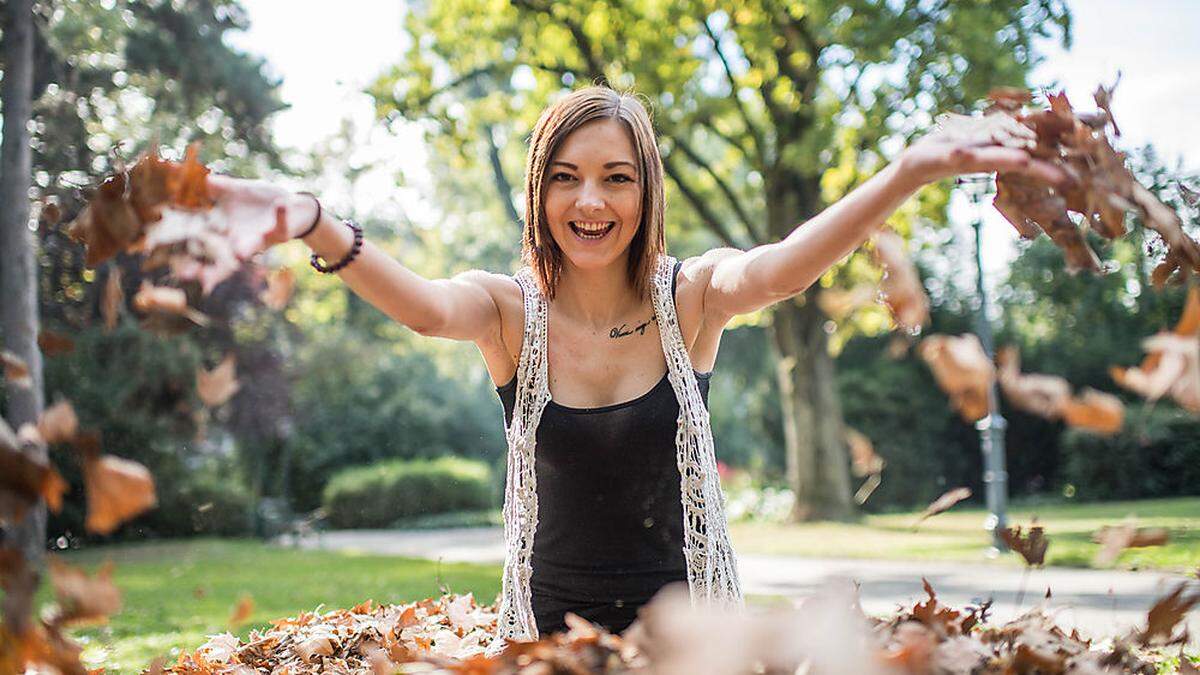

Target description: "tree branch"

left=482, top=123, right=522, bottom=229
left=700, top=15, right=765, bottom=166
left=667, top=131, right=765, bottom=245
left=510, top=0, right=607, bottom=83
left=661, top=149, right=742, bottom=249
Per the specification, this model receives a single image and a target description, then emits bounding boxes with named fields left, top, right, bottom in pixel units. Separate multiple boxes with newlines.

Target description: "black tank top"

left=495, top=260, right=712, bottom=635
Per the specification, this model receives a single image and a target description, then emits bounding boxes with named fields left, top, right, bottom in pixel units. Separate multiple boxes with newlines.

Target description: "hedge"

left=322, top=456, right=495, bottom=529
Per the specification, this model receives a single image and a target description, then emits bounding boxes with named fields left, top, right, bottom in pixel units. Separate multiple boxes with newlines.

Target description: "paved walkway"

left=283, top=527, right=1199, bottom=645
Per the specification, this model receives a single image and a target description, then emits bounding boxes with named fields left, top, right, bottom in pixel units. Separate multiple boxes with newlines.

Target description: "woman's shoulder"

left=459, top=269, right=524, bottom=373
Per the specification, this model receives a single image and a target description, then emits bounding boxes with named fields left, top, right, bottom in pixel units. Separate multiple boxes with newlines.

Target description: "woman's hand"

left=897, top=112, right=1072, bottom=192
left=206, top=174, right=320, bottom=259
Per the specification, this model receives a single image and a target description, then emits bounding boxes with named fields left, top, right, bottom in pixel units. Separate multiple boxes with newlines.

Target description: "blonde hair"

left=522, top=86, right=666, bottom=300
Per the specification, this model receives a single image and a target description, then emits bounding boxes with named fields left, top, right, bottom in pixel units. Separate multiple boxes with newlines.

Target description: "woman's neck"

left=554, top=257, right=644, bottom=331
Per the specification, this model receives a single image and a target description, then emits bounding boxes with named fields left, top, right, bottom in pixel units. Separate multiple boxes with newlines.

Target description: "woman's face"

left=543, top=118, right=643, bottom=272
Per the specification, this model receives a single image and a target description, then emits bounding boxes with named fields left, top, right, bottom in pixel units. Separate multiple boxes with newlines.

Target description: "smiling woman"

left=208, top=82, right=1069, bottom=656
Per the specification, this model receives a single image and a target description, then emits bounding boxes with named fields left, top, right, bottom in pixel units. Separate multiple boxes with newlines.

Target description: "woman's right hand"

left=206, top=174, right=321, bottom=259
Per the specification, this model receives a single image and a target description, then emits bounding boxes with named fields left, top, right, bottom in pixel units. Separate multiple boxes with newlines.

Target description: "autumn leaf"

left=913, top=487, right=972, bottom=529
left=918, top=334, right=995, bottom=422
left=846, top=428, right=884, bottom=505
left=1, top=351, right=32, bottom=389
left=260, top=267, right=296, bottom=311
left=0, top=418, right=68, bottom=523
left=102, top=266, right=124, bottom=331
left=1138, top=582, right=1199, bottom=646
left=37, top=330, right=75, bottom=357
left=1060, top=388, right=1124, bottom=435
left=37, top=400, right=79, bottom=445
left=83, top=453, right=157, bottom=535
left=871, top=228, right=930, bottom=333
left=196, top=354, right=241, bottom=408
left=66, top=173, right=143, bottom=267
left=1092, top=522, right=1170, bottom=567
left=47, top=557, right=121, bottom=627
left=132, top=281, right=210, bottom=327
left=1000, top=523, right=1048, bottom=567
left=1180, top=181, right=1200, bottom=209
left=816, top=285, right=876, bottom=321
left=996, top=346, right=1070, bottom=418
left=229, top=594, right=255, bottom=628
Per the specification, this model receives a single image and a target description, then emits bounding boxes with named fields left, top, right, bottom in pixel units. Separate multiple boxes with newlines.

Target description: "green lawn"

left=39, top=539, right=502, bottom=675
left=730, top=496, right=1200, bottom=571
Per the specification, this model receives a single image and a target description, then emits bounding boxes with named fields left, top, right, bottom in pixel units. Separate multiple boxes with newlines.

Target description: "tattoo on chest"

left=609, top=314, right=657, bottom=339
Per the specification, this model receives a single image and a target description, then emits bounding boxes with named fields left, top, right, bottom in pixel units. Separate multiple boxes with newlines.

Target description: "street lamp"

left=955, top=173, right=1009, bottom=553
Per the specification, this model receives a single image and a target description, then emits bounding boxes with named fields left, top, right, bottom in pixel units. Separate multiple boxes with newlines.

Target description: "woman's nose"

left=575, top=183, right=605, bottom=212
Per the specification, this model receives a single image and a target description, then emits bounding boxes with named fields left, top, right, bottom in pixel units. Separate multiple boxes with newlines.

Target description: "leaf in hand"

left=260, top=267, right=296, bottom=311
left=83, top=452, right=157, bottom=535
left=914, top=487, right=971, bottom=528
left=197, top=354, right=241, bottom=408
left=918, top=334, right=995, bottom=422
left=48, top=557, right=122, bottom=627
left=871, top=228, right=929, bottom=333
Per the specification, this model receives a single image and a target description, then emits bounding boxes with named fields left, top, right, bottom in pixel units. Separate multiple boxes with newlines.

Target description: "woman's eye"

left=609, top=174, right=635, bottom=184
left=550, top=172, right=575, bottom=182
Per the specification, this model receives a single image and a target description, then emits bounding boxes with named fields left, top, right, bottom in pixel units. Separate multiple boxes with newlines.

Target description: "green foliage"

left=1060, top=404, right=1200, bottom=501
left=322, top=456, right=497, bottom=529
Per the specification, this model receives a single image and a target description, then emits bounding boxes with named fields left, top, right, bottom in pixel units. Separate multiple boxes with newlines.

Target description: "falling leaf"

left=1180, top=182, right=1200, bottom=209
left=816, top=285, right=876, bottom=321
left=1138, top=583, right=1199, bottom=646
left=37, top=400, right=79, bottom=445
left=871, top=228, right=930, bottom=333
left=83, top=453, right=157, bottom=535
left=1092, top=522, right=1170, bottom=567
left=102, top=266, right=124, bottom=331
left=229, top=594, right=255, bottom=628
left=1111, top=332, right=1200, bottom=413
left=1060, top=388, right=1124, bottom=435
left=914, top=487, right=972, bottom=528
left=37, top=330, right=75, bottom=357
left=260, top=267, right=296, bottom=311
left=0, top=418, right=68, bottom=524
left=66, top=173, right=143, bottom=267
left=132, top=281, right=210, bottom=327
left=995, top=346, right=1071, bottom=418
left=47, top=557, right=121, bottom=627
left=918, top=334, right=995, bottom=422
left=196, top=354, right=241, bottom=408
left=1000, top=523, right=1048, bottom=567
left=846, top=429, right=884, bottom=505
left=1, top=351, right=32, bottom=388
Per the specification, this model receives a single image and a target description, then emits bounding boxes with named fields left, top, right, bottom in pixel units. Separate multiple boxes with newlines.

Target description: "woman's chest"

left=545, top=308, right=669, bottom=409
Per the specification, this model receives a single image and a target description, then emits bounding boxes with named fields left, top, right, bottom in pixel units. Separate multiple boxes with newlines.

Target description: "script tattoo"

left=610, top=314, right=657, bottom=339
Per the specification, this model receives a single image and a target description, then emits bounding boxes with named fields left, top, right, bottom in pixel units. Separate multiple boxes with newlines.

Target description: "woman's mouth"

left=570, top=220, right=616, bottom=241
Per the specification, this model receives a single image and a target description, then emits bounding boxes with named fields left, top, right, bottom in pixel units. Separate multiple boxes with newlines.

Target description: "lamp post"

left=955, top=174, right=1009, bottom=553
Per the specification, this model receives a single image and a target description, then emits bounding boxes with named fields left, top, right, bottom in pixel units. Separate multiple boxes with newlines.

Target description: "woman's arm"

left=701, top=116, right=1070, bottom=321
left=210, top=175, right=502, bottom=342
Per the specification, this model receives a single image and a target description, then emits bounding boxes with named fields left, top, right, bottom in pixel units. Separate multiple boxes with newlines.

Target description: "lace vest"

left=484, top=254, right=743, bottom=655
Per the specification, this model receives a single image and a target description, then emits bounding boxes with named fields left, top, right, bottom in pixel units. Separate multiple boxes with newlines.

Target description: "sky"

left=227, top=0, right=1200, bottom=284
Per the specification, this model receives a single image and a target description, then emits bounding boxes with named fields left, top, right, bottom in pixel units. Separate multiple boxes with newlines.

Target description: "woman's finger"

left=956, top=146, right=1071, bottom=187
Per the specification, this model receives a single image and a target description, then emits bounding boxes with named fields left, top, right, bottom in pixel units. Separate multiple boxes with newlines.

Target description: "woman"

left=210, top=86, right=1064, bottom=653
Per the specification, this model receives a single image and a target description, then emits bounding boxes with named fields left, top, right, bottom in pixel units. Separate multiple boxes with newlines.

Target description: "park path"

left=285, top=527, right=1199, bottom=645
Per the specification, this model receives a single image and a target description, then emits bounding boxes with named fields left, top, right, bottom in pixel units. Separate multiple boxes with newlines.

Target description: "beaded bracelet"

left=293, top=191, right=322, bottom=240
left=310, top=219, right=364, bottom=274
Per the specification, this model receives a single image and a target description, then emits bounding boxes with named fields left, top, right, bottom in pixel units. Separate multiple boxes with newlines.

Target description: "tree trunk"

left=1, top=0, right=48, bottom=560
left=764, top=170, right=856, bottom=522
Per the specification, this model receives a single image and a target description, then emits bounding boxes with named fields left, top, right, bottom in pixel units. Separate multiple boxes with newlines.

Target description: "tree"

left=371, top=0, right=1070, bottom=520
left=1, top=0, right=45, bottom=573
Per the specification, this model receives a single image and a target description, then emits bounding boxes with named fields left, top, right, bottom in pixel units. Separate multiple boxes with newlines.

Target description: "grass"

left=39, top=538, right=502, bottom=675
left=729, top=496, right=1200, bottom=571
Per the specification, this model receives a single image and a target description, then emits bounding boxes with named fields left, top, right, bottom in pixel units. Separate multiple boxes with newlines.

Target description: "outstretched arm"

left=701, top=115, right=1070, bottom=321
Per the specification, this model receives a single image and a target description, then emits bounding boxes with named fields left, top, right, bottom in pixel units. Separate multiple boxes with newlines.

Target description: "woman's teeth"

left=570, top=221, right=615, bottom=239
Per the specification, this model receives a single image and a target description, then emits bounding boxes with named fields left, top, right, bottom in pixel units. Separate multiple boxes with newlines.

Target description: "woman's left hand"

left=897, top=112, right=1073, bottom=191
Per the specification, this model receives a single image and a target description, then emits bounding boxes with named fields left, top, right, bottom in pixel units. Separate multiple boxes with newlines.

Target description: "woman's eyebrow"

left=604, top=161, right=636, bottom=170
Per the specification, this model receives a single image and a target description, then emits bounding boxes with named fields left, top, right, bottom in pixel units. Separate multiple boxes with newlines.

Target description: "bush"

left=322, top=457, right=496, bottom=529
left=1060, top=403, right=1200, bottom=500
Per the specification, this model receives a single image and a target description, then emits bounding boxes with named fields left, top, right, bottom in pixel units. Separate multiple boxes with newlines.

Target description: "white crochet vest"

left=485, top=254, right=744, bottom=656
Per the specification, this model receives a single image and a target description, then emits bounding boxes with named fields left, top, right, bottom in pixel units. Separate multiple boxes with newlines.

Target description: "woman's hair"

left=522, top=86, right=666, bottom=300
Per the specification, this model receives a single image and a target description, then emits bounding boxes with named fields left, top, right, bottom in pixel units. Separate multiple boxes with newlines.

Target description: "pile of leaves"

left=151, top=577, right=1199, bottom=675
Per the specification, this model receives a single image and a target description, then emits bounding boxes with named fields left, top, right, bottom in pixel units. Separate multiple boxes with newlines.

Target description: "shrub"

left=1060, top=403, right=1200, bottom=500
left=322, top=457, right=495, bottom=529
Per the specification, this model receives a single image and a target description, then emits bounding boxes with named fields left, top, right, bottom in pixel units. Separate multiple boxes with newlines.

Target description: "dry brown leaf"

left=914, top=487, right=972, bottom=528
left=83, top=453, right=157, bottom=535
left=260, top=267, right=296, bottom=311
left=1112, top=333, right=1200, bottom=413
left=102, top=266, right=124, bottom=331
left=229, top=594, right=255, bottom=628
left=918, top=334, right=995, bottom=422
left=38, top=400, right=79, bottom=445
left=0, top=419, right=68, bottom=524
left=846, top=429, right=884, bottom=506
left=871, top=228, right=930, bottom=333
left=1000, top=523, right=1048, bottom=567
left=1, top=350, right=32, bottom=388
left=196, top=354, right=241, bottom=408
left=816, top=285, right=877, bottom=321
left=995, top=346, right=1071, bottom=418
left=132, top=281, right=210, bottom=327
left=1092, top=523, right=1170, bottom=567
left=66, top=173, right=142, bottom=268
left=48, top=557, right=121, bottom=627
left=1061, top=388, right=1125, bottom=435
left=37, top=330, right=75, bottom=357
left=1138, top=582, right=1199, bottom=646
